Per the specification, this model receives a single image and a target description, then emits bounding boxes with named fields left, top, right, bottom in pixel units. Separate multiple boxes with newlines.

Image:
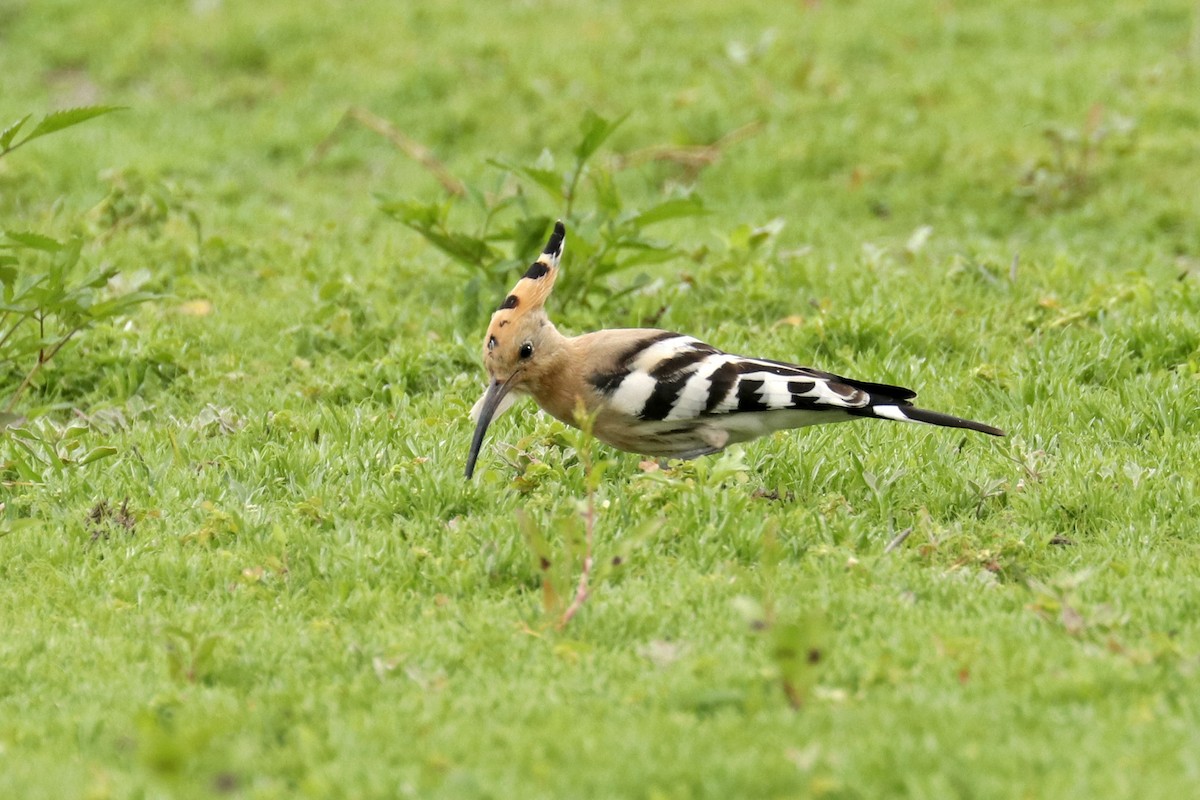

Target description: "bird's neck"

left=524, top=331, right=592, bottom=426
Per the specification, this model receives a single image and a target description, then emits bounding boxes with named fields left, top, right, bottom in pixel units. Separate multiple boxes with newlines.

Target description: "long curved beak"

left=465, top=376, right=518, bottom=479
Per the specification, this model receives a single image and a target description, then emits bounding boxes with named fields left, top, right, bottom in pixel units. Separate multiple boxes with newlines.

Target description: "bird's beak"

left=465, top=376, right=518, bottom=479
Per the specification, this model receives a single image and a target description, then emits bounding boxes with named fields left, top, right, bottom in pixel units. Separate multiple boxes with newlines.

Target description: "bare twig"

left=4, top=325, right=83, bottom=413
left=302, top=106, right=466, bottom=196
left=0, top=312, right=26, bottom=351
left=883, top=526, right=914, bottom=554
left=614, top=120, right=764, bottom=177
left=558, top=405, right=600, bottom=630
left=299, top=121, right=341, bottom=177
left=557, top=487, right=594, bottom=629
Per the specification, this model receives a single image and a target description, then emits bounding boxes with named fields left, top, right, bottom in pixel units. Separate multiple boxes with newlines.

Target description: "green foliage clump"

left=379, top=110, right=708, bottom=318
left=1, top=106, right=153, bottom=470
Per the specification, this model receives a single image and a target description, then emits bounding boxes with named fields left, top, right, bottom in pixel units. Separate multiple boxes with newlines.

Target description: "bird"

left=466, top=221, right=1003, bottom=479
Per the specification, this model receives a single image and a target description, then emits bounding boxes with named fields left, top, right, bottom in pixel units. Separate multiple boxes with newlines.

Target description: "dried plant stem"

left=302, top=106, right=466, bottom=196
left=558, top=405, right=600, bottom=630
left=615, top=120, right=763, bottom=175
left=883, top=526, right=914, bottom=554
left=557, top=487, right=595, bottom=630
left=4, top=324, right=83, bottom=414
left=0, top=312, right=25, bottom=352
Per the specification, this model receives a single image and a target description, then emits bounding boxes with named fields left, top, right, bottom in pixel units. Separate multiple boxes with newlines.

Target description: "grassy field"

left=3, top=0, right=1200, bottom=797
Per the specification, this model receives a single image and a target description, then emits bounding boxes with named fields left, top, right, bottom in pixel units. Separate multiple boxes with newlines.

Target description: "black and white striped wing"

left=592, top=333, right=908, bottom=420
left=586, top=332, right=1000, bottom=457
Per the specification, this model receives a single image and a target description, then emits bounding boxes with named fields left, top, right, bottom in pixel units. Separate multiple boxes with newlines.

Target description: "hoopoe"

left=466, top=221, right=1003, bottom=479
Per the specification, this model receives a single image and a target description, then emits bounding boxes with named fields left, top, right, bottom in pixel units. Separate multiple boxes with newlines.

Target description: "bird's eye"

left=487, top=335, right=498, bottom=351
left=518, top=342, right=534, bottom=360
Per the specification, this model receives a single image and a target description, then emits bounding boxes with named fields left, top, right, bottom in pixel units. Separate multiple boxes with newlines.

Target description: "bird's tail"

left=858, top=402, right=1005, bottom=437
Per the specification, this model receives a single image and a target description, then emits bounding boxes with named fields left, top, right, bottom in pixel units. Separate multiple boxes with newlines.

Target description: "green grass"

left=4, top=0, right=1200, bottom=797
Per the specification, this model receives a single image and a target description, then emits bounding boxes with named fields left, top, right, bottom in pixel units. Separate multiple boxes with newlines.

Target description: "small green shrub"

left=378, top=110, right=709, bottom=319
left=1, top=106, right=153, bottom=473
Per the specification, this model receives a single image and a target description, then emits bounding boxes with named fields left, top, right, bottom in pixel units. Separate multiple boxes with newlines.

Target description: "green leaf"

left=4, top=439, right=47, bottom=483
left=192, top=633, right=222, bottom=673
left=419, top=229, right=498, bottom=269
left=600, top=246, right=678, bottom=276
left=62, top=421, right=90, bottom=441
left=75, top=262, right=119, bottom=290
left=771, top=612, right=829, bottom=709
left=16, top=105, right=126, bottom=149
left=0, top=114, right=32, bottom=151
left=623, top=196, right=708, bottom=227
left=463, top=182, right=489, bottom=211
left=378, top=198, right=497, bottom=267
left=85, top=291, right=158, bottom=320
left=79, top=445, right=119, bottom=466
left=3, top=231, right=65, bottom=252
left=0, top=411, right=25, bottom=429
left=507, top=216, right=556, bottom=262
left=590, top=168, right=622, bottom=215
left=516, top=166, right=567, bottom=202
left=488, top=159, right=564, bottom=203
left=0, top=518, right=40, bottom=539
left=377, top=197, right=446, bottom=228
left=574, top=110, right=629, bottom=165
left=515, top=509, right=554, bottom=575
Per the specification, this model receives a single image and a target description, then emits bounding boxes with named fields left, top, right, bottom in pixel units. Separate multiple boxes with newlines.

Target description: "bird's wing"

left=586, top=333, right=915, bottom=423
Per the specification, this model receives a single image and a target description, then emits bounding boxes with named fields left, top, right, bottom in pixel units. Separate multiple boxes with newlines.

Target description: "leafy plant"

left=378, top=110, right=709, bottom=316
left=2, top=106, right=154, bottom=488
left=1, top=106, right=153, bottom=425
left=1, top=231, right=155, bottom=416
left=514, top=403, right=658, bottom=630
left=1, top=415, right=118, bottom=484
left=1016, top=104, right=1137, bottom=209
left=516, top=403, right=612, bottom=629
left=164, top=624, right=225, bottom=684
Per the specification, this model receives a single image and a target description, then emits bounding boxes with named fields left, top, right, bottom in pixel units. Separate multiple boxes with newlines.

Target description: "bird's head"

left=465, top=220, right=565, bottom=478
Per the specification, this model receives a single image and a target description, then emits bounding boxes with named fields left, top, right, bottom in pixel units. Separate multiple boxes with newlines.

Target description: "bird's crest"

left=490, top=220, right=564, bottom=324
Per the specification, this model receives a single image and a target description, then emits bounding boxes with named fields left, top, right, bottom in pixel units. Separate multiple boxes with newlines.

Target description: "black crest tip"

left=543, top=220, right=566, bottom=257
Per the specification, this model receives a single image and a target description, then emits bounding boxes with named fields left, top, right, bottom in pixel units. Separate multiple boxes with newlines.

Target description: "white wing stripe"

left=665, top=354, right=735, bottom=421
left=759, top=377, right=793, bottom=410
left=609, top=370, right=659, bottom=416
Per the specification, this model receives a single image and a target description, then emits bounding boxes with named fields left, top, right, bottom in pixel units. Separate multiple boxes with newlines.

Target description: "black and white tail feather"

left=588, top=333, right=1002, bottom=458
